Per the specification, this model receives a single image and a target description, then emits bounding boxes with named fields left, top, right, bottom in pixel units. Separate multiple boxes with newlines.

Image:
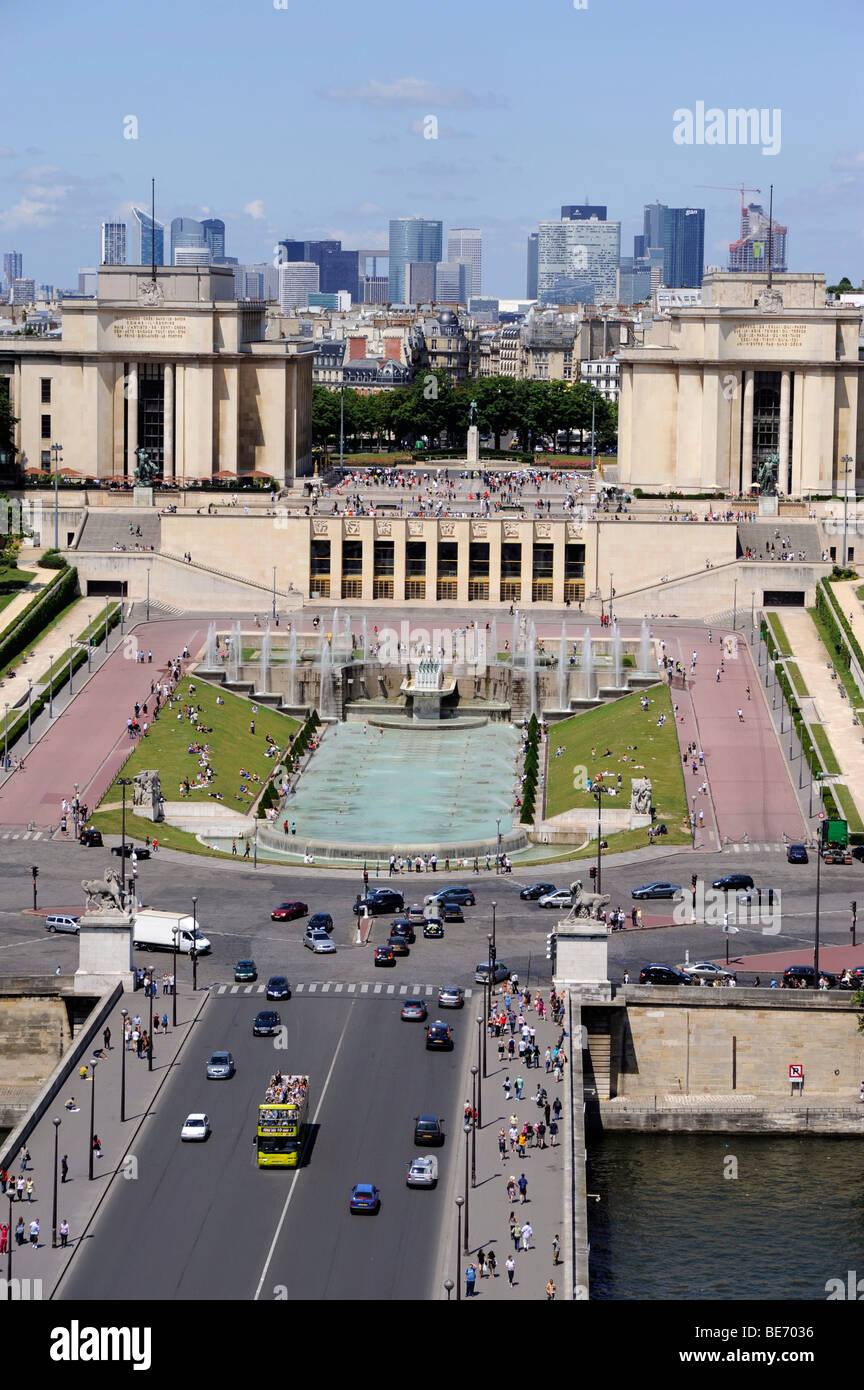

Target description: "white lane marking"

left=386, top=985, right=395, bottom=994
left=294, top=984, right=304, bottom=993
left=307, top=984, right=317, bottom=993
left=373, top=983, right=382, bottom=994
left=22, top=831, right=31, bottom=840
left=254, top=1007, right=354, bottom=1301
left=361, top=984, right=369, bottom=994
left=347, top=983, right=356, bottom=993
left=230, top=985, right=239, bottom=995
left=334, top=983, right=343, bottom=993
left=399, top=985, right=408, bottom=994
left=217, top=985, right=226, bottom=995
left=244, top=986, right=253, bottom=994
left=322, top=983, right=331, bottom=993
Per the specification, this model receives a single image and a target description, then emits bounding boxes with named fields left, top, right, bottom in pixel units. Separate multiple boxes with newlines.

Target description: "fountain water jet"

left=288, top=628, right=297, bottom=706
left=258, top=623, right=271, bottom=694
left=557, top=620, right=568, bottom=710
left=640, top=618, right=652, bottom=674
left=204, top=621, right=217, bottom=668
left=612, top=623, right=622, bottom=688
left=580, top=628, right=596, bottom=700
left=230, top=620, right=242, bottom=683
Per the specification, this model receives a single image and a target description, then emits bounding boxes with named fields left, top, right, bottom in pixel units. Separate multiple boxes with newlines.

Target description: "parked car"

left=438, top=986, right=465, bottom=1008
left=538, top=889, right=572, bottom=910
left=631, top=882, right=682, bottom=900
left=304, top=929, right=336, bottom=954
left=475, top=961, right=510, bottom=984
left=639, top=964, right=694, bottom=985
left=374, top=946, right=396, bottom=967
left=234, top=959, right=257, bottom=982
left=441, top=902, right=464, bottom=923
left=389, top=920, right=416, bottom=943
left=406, top=1155, right=439, bottom=1188
left=675, top=962, right=736, bottom=982
left=353, top=889, right=404, bottom=916
left=413, top=1114, right=445, bottom=1146
left=271, top=901, right=307, bottom=922
left=265, top=975, right=291, bottom=1000
left=252, top=1010, right=282, bottom=1036
left=401, top=998, right=428, bottom=1021
left=79, top=827, right=103, bottom=847
left=782, top=965, right=838, bottom=989
left=111, top=843, right=150, bottom=859
left=349, top=1183, right=381, bottom=1214
left=307, top=912, right=334, bottom=934
left=712, top=874, right=754, bottom=891
left=426, top=1021, right=454, bottom=1051
left=205, top=1051, right=235, bottom=1079
left=520, top=882, right=556, bottom=900
left=44, top=913, right=80, bottom=935
left=180, top=1113, right=210, bottom=1142
left=786, top=844, right=809, bottom=864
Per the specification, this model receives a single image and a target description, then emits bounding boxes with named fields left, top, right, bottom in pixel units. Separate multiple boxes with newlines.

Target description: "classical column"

left=173, top=364, right=185, bottom=480
left=778, top=369, right=791, bottom=496
left=126, top=362, right=138, bottom=476
left=162, top=363, right=174, bottom=482
left=741, top=370, right=754, bottom=492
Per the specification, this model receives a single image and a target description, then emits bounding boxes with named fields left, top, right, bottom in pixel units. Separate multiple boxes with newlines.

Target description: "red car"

left=271, top=901, right=308, bottom=922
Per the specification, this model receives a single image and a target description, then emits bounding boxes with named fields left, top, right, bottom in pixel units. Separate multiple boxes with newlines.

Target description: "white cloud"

left=0, top=146, right=15, bottom=158
left=321, top=77, right=505, bottom=110
left=831, top=152, right=864, bottom=171
left=244, top=199, right=265, bottom=220
left=0, top=196, right=55, bottom=231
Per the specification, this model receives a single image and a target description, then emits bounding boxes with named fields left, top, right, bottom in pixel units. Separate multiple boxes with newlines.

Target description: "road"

left=58, top=987, right=472, bottom=1301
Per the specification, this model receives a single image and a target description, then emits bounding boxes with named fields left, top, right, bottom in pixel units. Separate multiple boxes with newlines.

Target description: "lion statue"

left=81, top=868, right=126, bottom=914
left=563, top=878, right=611, bottom=922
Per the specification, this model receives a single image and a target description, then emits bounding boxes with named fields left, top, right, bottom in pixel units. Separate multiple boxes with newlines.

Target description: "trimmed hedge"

left=0, top=565, right=78, bottom=674
left=38, top=549, right=69, bottom=570
left=818, top=579, right=864, bottom=679
left=257, top=709, right=320, bottom=817
left=520, top=716, right=542, bottom=824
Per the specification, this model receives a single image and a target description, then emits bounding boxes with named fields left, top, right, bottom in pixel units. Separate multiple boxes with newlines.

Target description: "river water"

left=588, top=1132, right=864, bottom=1300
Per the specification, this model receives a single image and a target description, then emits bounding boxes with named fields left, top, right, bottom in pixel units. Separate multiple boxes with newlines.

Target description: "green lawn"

left=833, top=784, right=864, bottom=833
left=786, top=661, right=810, bottom=699
left=95, top=677, right=299, bottom=813
left=765, top=612, right=793, bottom=654
left=810, top=723, right=841, bottom=776
left=807, top=606, right=864, bottom=708
left=545, top=684, right=690, bottom=843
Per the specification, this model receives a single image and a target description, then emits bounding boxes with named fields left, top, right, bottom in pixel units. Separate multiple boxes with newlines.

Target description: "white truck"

left=132, top=910, right=211, bottom=954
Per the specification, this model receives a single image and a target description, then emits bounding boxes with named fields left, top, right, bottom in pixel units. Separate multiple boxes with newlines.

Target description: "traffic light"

left=589, top=865, right=596, bottom=880
left=691, top=874, right=698, bottom=890
left=31, top=865, right=39, bottom=878
left=546, top=933, right=557, bottom=961
left=852, top=901, right=857, bottom=916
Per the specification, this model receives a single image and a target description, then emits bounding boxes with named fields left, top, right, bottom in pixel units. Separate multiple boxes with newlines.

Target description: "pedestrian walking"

left=25, top=1178, right=34, bottom=1202
left=546, top=1279, right=557, bottom=1300
left=487, top=1249, right=497, bottom=1278
left=477, top=1249, right=487, bottom=1279
left=498, top=1127, right=507, bottom=1161
left=61, top=1154, right=68, bottom=1183
left=20, top=1147, right=30, bottom=1173
left=552, top=1097, right=562, bottom=1121
left=15, top=1176, right=24, bottom=1201
left=521, top=1221, right=533, bottom=1250
left=28, top=1218, right=39, bottom=1247
left=506, top=1175, right=517, bottom=1203
left=0, top=1168, right=7, bottom=1194
left=518, top=1172, right=528, bottom=1204
left=552, top=1233, right=561, bottom=1265
left=15, top=1218, right=25, bottom=1246
left=465, top=1263, right=477, bottom=1296
left=0, top=1223, right=7, bottom=1255
left=549, top=1119, right=559, bottom=1146
left=103, top=1026, right=111, bottom=1050
left=59, top=1219, right=70, bottom=1248
left=515, top=1076, right=524, bottom=1100
left=512, top=1218, right=521, bottom=1251
left=92, top=1134, right=102, bottom=1159
left=502, top=1076, right=511, bottom=1100
left=243, top=840, right=251, bottom=858
left=737, top=708, right=744, bottom=722
left=506, top=1256, right=516, bottom=1287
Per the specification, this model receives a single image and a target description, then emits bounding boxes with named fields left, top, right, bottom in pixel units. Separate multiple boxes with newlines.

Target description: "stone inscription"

left=733, top=324, right=806, bottom=349
left=112, top=316, right=188, bottom=341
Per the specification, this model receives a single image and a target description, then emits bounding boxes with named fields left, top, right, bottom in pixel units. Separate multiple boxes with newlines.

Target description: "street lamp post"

left=593, top=786, right=607, bottom=892
left=51, top=1116, right=61, bottom=1248
left=491, top=901, right=497, bottom=968
left=339, top=384, right=345, bottom=472
left=117, top=777, right=133, bottom=906
left=120, top=1007, right=128, bottom=1121
left=470, top=1067, right=478, bottom=1186
left=145, top=568, right=150, bottom=622
left=272, top=567, right=277, bottom=622
left=26, top=679, right=32, bottom=743
left=73, top=781, right=79, bottom=839
left=68, top=634, right=74, bottom=696
left=51, top=441, right=62, bottom=551
left=691, top=793, right=697, bottom=850
left=476, top=1015, right=484, bottom=1110
left=86, top=615, right=93, bottom=672
left=496, top=818, right=501, bottom=872
left=841, top=454, right=854, bottom=568
left=48, top=655, right=54, bottom=719
left=87, top=1058, right=99, bottom=1181
left=732, top=578, right=738, bottom=632
left=171, top=930, right=178, bottom=1027
left=3, top=702, right=8, bottom=771
left=147, top=974, right=154, bottom=1073
left=192, top=896, right=199, bottom=991
left=455, top=1197, right=464, bottom=1301
left=6, top=1192, right=12, bottom=1297
left=104, top=598, right=110, bottom=653
left=462, top=1124, right=471, bottom=1250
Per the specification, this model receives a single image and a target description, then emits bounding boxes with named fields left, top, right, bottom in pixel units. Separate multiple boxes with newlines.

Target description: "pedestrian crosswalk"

left=0, top=829, right=44, bottom=840
left=214, top=981, right=474, bottom=998
left=728, top=842, right=791, bottom=854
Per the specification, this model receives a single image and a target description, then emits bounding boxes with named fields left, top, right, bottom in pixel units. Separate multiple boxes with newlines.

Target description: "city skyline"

left=0, top=0, right=859, bottom=295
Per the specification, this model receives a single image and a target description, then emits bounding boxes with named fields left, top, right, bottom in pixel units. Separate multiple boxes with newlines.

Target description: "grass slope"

left=544, top=683, right=689, bottom=843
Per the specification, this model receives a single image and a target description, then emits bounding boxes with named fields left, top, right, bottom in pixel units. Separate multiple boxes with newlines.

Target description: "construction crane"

left=697, top=184, right=762, bottom=210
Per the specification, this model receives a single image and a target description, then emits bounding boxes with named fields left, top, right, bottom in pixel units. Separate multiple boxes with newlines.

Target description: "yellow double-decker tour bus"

left=257, top=1075, right=310, bottom=1168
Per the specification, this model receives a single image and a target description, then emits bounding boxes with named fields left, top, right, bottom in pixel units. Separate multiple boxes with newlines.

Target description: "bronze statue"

left=134, top=447, right=159, bottom=485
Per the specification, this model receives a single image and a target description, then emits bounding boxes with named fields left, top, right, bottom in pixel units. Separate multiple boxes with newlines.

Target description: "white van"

left=132, top=910, right=211, bottom=954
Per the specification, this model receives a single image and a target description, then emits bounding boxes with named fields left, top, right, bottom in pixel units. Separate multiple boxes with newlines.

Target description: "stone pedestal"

left=133, top=485, right=154, bottom=507
left=554, top=915, right=612, bottom=1001
left=74, top=910, right=135, bottom=994
left=467, top=425, right=480, bottom=465
left=758, top=493, right=779, bottom=516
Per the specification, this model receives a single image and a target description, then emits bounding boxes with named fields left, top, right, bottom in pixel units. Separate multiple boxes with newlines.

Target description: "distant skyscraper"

left=174, top=246, right=212, bottom=267
left=435, top=260, right=471, bottom=304
left=131, top=207, right=165, bottom=267
left=278, top=262, right=319, bottom=311
left=76, top=269, right=97, bottom=296
left=537, top=217, right=620, bottom=305
left=728, top=203, right=787, bottom=274
left=100, top=222, right=127, bottom=265
left=388, top=219, right=442, bottom=303
left=641, top=202, right=704, bottom=287
left=11, top=278, right=36, bottom=304
left=406, top=262, right=436, bottom=304
left=526, top=234, right=539, bottom=299
left=201, top=218, right=226, bottom=262
left=447, top=229, right=482, bottom=298
left=171, top=217, right=207, bottom=264
left=3, top=252, right=23, bottom=289
left=561, top=205, right=607, bottom=221
left=277, top=239, right=360, bottom=301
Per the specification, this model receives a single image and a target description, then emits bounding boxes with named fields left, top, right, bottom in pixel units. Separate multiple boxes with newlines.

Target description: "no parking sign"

left=789, top=1062, right=804, bottom=1093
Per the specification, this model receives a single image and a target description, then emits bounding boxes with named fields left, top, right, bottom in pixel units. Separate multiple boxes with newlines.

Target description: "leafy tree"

left=827, top=277, right=857, bottom=296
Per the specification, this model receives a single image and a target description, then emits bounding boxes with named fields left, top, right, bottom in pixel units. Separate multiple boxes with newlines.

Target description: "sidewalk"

left=1, top=984, right=208, bottom=1298
left=0, top=597, right=89, bottom=713
left=443, top=984, right=569, bottom=1301
left=780, top=608, right=864, bottom=790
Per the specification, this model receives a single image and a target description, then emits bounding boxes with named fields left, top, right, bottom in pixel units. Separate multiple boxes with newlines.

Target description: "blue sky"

left=2, top=0, right=861, bottom=293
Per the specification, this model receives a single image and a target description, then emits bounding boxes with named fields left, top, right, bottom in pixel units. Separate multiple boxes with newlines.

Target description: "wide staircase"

left=76, top=510, right=162, bottom=551
left=736, top=519, right=823, bottom=562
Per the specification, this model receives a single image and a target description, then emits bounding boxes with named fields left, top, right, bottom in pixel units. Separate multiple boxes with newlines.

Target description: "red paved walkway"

left=0, top=619, right=204, bottom=828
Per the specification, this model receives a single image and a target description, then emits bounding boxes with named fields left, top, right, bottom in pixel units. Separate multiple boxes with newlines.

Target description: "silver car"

left=303, top=929, right=337, bottom=953
left=406, top=1155, right=439, bottom=1188
left=205, top=1051, right=235, bottom=1080
left=438, top=986, right=465, bottom=1008
left=675, top=961, right=737, bottom=982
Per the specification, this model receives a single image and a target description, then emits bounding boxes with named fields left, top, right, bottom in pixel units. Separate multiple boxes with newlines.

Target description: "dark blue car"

left=349, top=1183, right=381, bottom=1214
